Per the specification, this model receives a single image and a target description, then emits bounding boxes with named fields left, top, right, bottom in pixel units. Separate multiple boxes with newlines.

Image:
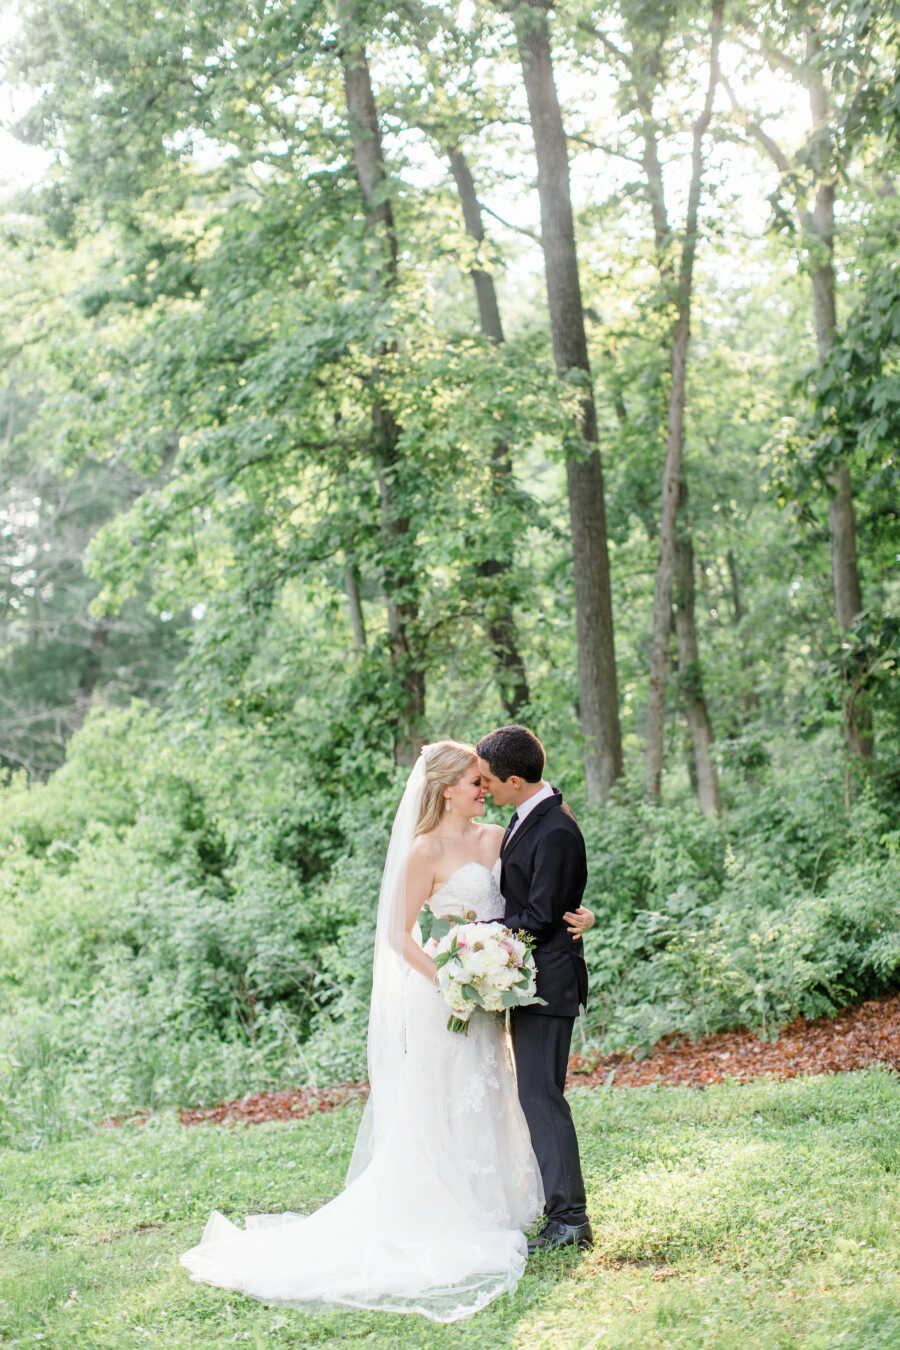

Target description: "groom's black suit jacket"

left=500, top=789, right=589, bottom=1018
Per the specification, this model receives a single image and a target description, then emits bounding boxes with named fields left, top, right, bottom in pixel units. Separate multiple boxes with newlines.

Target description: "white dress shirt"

left=506, top=781, right=555, bottom=841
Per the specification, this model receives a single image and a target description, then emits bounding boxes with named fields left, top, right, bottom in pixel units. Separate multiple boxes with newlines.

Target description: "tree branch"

left=566, top=130, right=643, bottom=164
left=575, top=19, right=629, bottom=67
left=733, top=33, right=808, bottom=82
left=477, top=199, right=542, bottom=244
left=720, top=73, right=792, bottom=175
left=720, top=73, right=815, bottom=229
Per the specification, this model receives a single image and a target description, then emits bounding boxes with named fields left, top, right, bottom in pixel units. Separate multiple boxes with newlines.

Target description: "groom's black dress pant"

left=511, top=1012, right=587, bottom=1226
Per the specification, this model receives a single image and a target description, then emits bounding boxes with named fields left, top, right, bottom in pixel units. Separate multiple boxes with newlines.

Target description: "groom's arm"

left=503, top=827, right=586, bottom=942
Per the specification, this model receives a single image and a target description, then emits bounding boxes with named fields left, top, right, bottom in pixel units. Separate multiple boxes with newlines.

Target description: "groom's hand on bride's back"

left=564, top=906, right=594, bottom=940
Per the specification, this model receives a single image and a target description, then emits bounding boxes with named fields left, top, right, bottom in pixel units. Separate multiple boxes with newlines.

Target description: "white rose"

left=461, top=948, right=492, bottom=980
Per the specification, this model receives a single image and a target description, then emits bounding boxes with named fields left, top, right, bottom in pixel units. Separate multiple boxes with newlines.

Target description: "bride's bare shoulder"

left=479, top=823, right=505, bottom=857
left=408, top=832, right=442, bottom=863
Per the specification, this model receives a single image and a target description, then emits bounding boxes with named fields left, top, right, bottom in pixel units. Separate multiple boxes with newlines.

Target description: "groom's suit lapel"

left=501, top=790, right=561, bottom=861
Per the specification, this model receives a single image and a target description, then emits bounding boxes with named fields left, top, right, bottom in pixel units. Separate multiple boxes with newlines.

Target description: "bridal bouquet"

left=427, top=920, right=545, bottom=1034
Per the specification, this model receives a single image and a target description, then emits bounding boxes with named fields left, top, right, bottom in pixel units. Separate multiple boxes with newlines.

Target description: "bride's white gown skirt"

left=181, top=936, right=543, bottom=1321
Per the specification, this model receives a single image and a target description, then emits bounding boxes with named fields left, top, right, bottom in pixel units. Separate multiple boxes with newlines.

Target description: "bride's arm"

left=402, top=845, right=440, bottom=986
left=564, top=906, right=595, bottom=938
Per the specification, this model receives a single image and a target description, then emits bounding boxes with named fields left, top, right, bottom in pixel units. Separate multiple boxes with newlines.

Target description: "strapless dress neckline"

left=426, top=859, right=504, bottom=924
left=429, top=860, right=492, bottom=906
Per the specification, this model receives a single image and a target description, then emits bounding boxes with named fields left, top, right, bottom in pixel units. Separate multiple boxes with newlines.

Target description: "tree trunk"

left=508, top=0, right=623, bottom=801
left=806, top=44, right=873, bottom=760
left=447, top=147, right=505, bottom=345
left=643, top=2, right=722, bottom=802
left=374, top=426, right=425, bottom=767
left=338, top=8, right=424, bottom=763
left=726, top=547, right=760, bottom=721
left=446, top=146, right=530, bottom=718
left=344, top=560, right=367, bottom=654
left=724, top=28, right=872, bottom=761
left=70, top=622, right=110, bottom=733
left=674, top=489, right=720, bottom=815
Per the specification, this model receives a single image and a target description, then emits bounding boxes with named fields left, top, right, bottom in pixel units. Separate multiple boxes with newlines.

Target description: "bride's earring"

left=444, top=797, right=451, bottom=812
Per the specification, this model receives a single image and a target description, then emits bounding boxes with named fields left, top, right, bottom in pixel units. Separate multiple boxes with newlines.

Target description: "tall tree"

left=378, top=0, right=535, bottom=719
left=503, top=0, right=623, bottom=801
left=581, top=0, right=723, bottom=809
left=446, top=145, right=531, bottom=717
left=337, top=3, right=425, bottom=762
left=0, top=233, right=189, bottom=776
left=637, top=1, right=723, bottom=811
left=724, top=2, right=875, bottom=761
left=673, top=483, right=720, bottom=813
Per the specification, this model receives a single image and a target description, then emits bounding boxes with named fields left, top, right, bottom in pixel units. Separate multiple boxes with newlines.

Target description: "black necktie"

left=502, top=811, right=519, bottom=850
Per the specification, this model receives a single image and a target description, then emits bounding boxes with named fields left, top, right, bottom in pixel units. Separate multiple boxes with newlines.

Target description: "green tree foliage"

left=0, top=234, right=188, bottom=776
left=0, top=0, right=898, bottom=1144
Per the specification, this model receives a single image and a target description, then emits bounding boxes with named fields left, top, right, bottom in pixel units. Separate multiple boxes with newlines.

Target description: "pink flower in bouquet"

left=432, top=920, right=546, bottom=1033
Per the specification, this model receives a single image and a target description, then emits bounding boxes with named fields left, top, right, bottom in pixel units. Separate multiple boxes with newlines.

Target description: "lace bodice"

left=427, top=861, right=504, bottom=922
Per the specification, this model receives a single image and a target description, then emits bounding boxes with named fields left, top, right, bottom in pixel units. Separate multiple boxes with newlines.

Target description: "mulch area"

left=566, top=992, right=900, bottom=1090
left=173, top=993, right=900, bottom=1128
left=178, top=1082, right=370, bottom=1127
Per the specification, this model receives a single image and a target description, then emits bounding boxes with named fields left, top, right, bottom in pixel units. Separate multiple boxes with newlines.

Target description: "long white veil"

left=346, top=749, right=428, bottom=1182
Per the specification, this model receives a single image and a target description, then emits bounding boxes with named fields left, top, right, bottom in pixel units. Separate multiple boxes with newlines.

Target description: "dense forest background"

left=1, top=0, right=898, bottom=1149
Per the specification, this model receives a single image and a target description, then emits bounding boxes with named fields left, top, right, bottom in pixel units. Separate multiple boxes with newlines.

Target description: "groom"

left=476, top=724, right=592, bottom=1254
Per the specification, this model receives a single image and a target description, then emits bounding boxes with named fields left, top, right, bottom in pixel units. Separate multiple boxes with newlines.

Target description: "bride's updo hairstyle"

left=414, top=740, right=477, bottom=836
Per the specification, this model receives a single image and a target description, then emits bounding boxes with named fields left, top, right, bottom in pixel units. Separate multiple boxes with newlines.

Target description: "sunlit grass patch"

left=1, top=1069, right=897, bottom=1349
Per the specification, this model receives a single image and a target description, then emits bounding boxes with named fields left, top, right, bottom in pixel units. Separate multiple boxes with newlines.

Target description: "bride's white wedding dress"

left=180, top=861, right=543, bottom=1322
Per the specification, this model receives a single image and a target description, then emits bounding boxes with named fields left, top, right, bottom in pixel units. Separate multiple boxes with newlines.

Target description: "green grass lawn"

left=2, top=1068, right=898, bottom=1350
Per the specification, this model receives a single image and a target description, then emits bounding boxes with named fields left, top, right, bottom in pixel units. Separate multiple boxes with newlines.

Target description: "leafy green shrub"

left=0, top=703, right=157, bottom=855
left=2, top=701, right=898, bottom=1148
left=581, top=776, right=900, bottom=1052
left=0, top=702, right=369, bottom=1145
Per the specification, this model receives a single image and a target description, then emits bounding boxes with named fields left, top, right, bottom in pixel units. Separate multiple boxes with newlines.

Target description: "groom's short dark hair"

left=476, top=725, right=545, bottom=783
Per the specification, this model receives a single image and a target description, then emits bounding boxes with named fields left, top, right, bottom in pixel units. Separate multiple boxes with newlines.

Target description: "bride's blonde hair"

left=415, top=741, right=478, bottom=836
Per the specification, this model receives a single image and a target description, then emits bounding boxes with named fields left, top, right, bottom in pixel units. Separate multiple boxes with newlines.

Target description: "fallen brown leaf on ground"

left=170, top=992, right=899, bottom=1128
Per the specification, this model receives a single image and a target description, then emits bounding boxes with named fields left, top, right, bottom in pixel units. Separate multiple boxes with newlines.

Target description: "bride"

left=181, top=740, right=591, bottom=1322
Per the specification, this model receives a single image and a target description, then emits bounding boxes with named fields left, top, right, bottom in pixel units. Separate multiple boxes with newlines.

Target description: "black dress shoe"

left=527, top=1219, right=593, bottom=1254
